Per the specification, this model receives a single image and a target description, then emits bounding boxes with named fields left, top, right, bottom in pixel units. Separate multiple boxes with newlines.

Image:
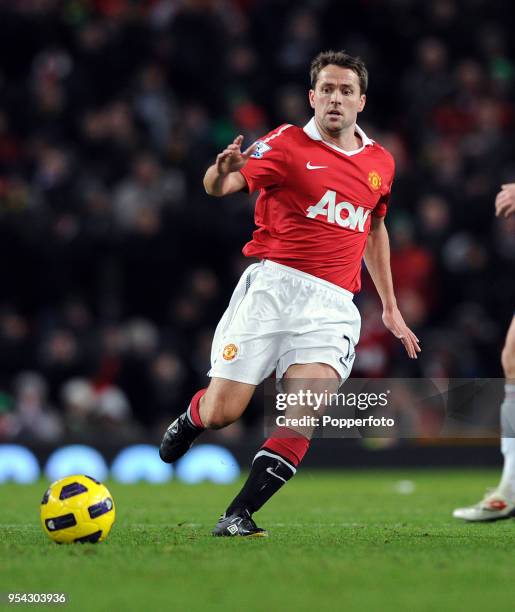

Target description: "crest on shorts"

left=368, top=170, right=382, bottom=192
left=222, top=343, right=239, bottom=361
left=251, top=141, right=272, bottom=159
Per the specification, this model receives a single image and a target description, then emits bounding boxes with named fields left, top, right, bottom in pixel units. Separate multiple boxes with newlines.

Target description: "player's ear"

left=358, top=94, right=366, bottom=113
left=308, top=89, right=315, bottom=109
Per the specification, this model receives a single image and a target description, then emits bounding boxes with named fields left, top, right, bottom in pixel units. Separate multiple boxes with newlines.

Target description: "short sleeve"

left=240, top=126, right=290, bottom=193
left=372, top=154, right=395, bottom=218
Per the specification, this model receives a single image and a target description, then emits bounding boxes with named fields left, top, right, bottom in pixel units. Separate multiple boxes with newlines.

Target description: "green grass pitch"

left=1, top=470, right=515, bottom=611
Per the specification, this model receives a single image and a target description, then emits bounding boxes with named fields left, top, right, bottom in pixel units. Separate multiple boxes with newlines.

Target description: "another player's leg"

left=212, top=363, right=339, bottom=537
left=453, top=315, right=515, bottom=521
left=159, top=377, right=255, bottom=463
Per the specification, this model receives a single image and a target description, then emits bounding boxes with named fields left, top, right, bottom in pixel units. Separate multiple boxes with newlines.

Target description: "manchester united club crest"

left=222, top=343, right=238, bottom=361
left=368, top=171, right=382, bottom=192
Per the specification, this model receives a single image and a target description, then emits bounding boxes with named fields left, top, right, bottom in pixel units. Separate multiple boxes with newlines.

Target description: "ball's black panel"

left=59, top=482, right=88, bottom=500
left=74, top=530, right=102, bottom=543
left=45, top=513, right=77, bottom=531
left=88, top=498, right=113, bottom=519
left=41, top=488, right=50, bottom=505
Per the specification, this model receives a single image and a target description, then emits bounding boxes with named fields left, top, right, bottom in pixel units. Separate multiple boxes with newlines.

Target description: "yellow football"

left=40, top=475, right=115, bottom=544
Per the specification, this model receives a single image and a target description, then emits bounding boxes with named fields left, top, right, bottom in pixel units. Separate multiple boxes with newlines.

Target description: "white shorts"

left=208, top=260, right=361, bottom=385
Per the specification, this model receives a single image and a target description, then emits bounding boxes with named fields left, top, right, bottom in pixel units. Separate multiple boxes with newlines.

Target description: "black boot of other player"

left=159, top=413, right=203, bottom=463
left=212, top=510, right=268, bottom=537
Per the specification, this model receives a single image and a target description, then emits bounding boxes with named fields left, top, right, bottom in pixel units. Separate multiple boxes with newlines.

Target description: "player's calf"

left=501, top=315, right=515, bottom=380
left=199, top=380, right=255, bottom=429
left=199, top=406, right=237, bottom=430
left=501, top=348, right=515, bottom=382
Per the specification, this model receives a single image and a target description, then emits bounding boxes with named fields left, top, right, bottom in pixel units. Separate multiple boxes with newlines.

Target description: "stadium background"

left=0, top=0, right=514, bottom=472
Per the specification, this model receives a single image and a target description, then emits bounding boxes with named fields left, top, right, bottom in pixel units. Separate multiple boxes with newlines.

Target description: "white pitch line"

left=0, top=522, right=461, bottom=530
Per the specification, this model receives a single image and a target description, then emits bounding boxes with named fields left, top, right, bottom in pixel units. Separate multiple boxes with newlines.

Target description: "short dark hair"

left=310, top=50, right=368, bottom=94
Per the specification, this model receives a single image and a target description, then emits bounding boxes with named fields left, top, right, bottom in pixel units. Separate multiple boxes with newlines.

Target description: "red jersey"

left=240, top=118, right=395, bottom=293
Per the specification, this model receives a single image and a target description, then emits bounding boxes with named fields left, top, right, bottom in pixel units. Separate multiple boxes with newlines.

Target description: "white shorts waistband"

left=261, top=260, right=354, bottom=300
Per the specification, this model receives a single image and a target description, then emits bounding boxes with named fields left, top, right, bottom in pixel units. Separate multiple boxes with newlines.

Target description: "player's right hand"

left=495, top=183, right=515, bottom=218
left=216, top=135, right=257, bottom=176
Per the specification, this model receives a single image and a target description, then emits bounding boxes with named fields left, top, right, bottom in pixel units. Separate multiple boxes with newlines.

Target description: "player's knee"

left=501, top=342, right=515, bottom=380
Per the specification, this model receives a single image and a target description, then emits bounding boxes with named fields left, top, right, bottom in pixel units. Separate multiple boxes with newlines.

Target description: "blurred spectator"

left=11, top=372, right=63, bottom=442
left=133, top=63, right=176, bottom=152
left=148, top=351, right=187, bottom=421
left=61, top=378, right=96, bottom=436
left=417, top=194, right=452, bottom=251
left=0, top=391, right=15, bottom=441
left=402, top=37, right=452, bottom=135
left=112, top=152, right=185, bottom=230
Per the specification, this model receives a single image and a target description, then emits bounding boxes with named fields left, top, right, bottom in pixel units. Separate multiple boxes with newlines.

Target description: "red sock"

left=262, top=427, right=310, bottom=467
left=187, top=388, right=207, bottom=429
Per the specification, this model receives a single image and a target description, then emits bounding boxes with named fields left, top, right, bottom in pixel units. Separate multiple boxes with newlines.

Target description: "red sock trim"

left=262, top=427, right=310, bottom=467
left=188, top=388, right=207, bottom=428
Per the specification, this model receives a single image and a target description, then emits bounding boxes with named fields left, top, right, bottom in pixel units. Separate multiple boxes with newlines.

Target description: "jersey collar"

left=303, top=117, right=373, bottom=157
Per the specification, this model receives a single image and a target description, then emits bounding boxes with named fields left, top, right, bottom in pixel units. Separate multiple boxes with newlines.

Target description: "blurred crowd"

left=0, top=0, right=514, bottom=443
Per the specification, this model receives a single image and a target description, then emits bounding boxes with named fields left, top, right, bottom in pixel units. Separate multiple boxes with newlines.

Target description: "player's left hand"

left=382, top=306, right=421, bottom=359
left=495, top=183, right=515, bottom=218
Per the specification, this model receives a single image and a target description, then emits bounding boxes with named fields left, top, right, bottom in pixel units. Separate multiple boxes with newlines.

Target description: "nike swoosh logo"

left=306, top=161, right=328, bottom=170
left=266, top=467, right=287, bottom=483
left=339, top=353, right=355, bottom=366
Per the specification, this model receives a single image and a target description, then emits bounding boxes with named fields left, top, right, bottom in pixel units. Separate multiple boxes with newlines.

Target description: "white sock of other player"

left=498, top=384, right=515, bottom=500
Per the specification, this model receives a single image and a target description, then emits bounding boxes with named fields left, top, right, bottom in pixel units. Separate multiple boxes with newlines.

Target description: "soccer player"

left=453, top=183, right=515, bottom=521
left=160, top=50, right=420, bottom=536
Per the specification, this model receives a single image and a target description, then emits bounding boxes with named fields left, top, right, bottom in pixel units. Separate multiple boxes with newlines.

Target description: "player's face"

left=309, top=66, right=366, bottom=134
